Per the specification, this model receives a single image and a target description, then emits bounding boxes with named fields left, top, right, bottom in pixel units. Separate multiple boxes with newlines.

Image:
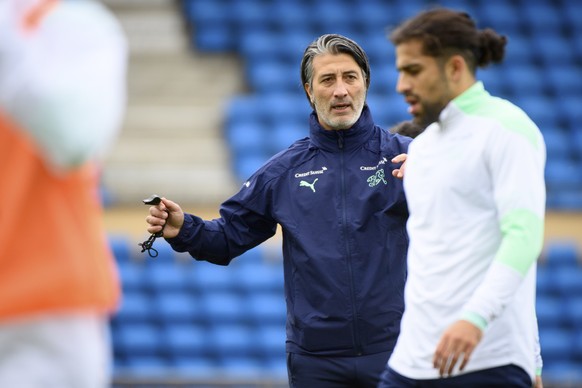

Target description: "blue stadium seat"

left=476, top=2, right=522, bottom=35
left=260, top=92, right=311, bottom=126
left=115, top=322, right=163, bottom=357
left=271, top=2, right=312, bottom=35
left=230, top=0, right=273, bottom=35
left=193, top=24, right=235, bottom=53
left=542, top=361, right=582, bottom=385
left=536, top=265, right=555, bottom=295
left=113, top=291, right=153, bottom=323
left=117, top=261, right=146, bottom=292
left=265, top=356, right=288, bottom=380
left=228, top=245, right=268, bottom=267
left=171, top=357, right=216, bottom=377
left=247, top=61, right=303, bottom=94
left=207, top=324, right=256, bottom=358
left=108, top=234, right=131, bottom=263
left=279, top=32, right=318, bottom=64
left=543, top=130, right=573, bottom=161
left=366, top=93, right=411, bottom=128
left=545, top=160, right=582, bottom=193
left=532, top=34, right=576, bottom=66
left=225, top=120, right=268, bottom=157
left=562, top=2, right=582, bottom=32
left=500, top=35, right=535, bottom=66
left=199, top=291, right=247, bottom=323
left=363, top=34, right=396, bottom=72
left=225, top=95, right=262, bottom=127
left=247, top=292, right=286, bottom=325
left=570, top=129, right=582, bottom=157
left=184, top=0, right=235, bottom=52
left=239, top=32, right=280, bottom=63
left=544, top=240, right=580, bottom=269
left=536, top=295, right=564, bottom=328
left=352, top=2, right=394, bottom=34
left=548, top=189, right=582, bottom=211
left=218, top=357, right=265, bottom=378
left=503, top=64, right=547, bottom=96
left=563, top=296, right=582, bottom=327
left=162, top=323, right=207, bottom=357
left=234, top=153, right=272, bottom=182
left=311, top=1, right=355, bottom=35
left=546, top=66, right=582, bottom=95
left=521, top=3, right=563, bottom=30
left=434, top=0, right=476, bottom=16
left=153, top=290, right=200, bottom=323
left=254, top=324, right=286, bottom=359
left=553, top=267, right=582, bottom=298
left=539, top=328, right=573, bottom=363
left=183, top=0, right=228, bottom=25
left=559, top=96, right=582, bottom=134
left=121, top=355, right=168, bottom=376
left=144, top=263, right=189, bottom=292
left=478, top=69, right=506, bottom=97
left=270, top=122, right=309, bottom=155
left=235, top=263, right=284, bottom=293
left=189, top=262, right=236, bottom=292
left=517, top=96, right=559, bottom=129
left=369, top=65, right=397, bottom=96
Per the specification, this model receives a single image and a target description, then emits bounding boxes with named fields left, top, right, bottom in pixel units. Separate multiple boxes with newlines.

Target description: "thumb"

left=161, top=197, right=181, bottom=213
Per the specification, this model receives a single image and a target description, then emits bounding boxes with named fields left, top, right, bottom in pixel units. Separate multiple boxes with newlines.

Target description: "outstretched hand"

left=392, top=153, right=408, bottom=179
left=145, top=197, right=184, bottom=239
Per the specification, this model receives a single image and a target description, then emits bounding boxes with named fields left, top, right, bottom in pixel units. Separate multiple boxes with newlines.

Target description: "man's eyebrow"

left=397, top=63, right=422, bottom=72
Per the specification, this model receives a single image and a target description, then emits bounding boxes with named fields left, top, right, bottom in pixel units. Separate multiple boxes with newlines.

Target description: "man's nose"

left=333, top=81, right=348, bottom=97
left=396, top=73, right=410, bottom=94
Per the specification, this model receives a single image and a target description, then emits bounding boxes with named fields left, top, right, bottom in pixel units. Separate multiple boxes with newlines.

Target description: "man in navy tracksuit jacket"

left=146, top=34, right=411, bottom=387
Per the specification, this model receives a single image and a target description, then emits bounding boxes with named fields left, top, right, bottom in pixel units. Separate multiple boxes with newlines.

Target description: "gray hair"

left=300, top=34, right=371, bottom=106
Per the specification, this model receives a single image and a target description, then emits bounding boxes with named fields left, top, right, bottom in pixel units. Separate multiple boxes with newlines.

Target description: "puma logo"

left=299, top=178, right=318, bottom=193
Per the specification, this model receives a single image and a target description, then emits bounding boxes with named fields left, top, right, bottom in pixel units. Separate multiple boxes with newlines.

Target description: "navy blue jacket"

left=168, top=105, right=411, bottom=356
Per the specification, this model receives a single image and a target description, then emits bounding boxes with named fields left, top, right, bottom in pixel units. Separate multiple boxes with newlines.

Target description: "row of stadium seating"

left=109, top=235, right=582, bottom=384
left=180, top=0, right=582, bottom=210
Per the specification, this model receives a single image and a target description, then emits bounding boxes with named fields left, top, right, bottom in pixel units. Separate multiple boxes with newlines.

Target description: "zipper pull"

left=337, top=131, right=344, bottom=149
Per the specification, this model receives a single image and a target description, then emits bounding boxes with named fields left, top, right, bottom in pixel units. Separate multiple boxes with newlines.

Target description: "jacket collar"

left=308, top=104, right=376, bottom=152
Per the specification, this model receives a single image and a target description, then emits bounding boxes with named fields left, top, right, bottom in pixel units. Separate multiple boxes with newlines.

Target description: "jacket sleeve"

left=461, top=120, right=546, bottom=328
left=166, top=174, right=278, bottom=265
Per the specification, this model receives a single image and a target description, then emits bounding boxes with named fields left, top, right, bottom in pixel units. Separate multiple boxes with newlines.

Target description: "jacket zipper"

left=337, top=131, right=362, bottom=355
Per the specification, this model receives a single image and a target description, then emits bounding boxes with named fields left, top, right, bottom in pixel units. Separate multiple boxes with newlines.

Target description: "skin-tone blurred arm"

left=146, top=197, right=185, bottom=239
left=392, top=153, right=408, bottom=179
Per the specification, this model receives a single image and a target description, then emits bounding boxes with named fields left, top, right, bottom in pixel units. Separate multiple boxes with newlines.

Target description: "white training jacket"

left=389, top=82, right=546, bottom=382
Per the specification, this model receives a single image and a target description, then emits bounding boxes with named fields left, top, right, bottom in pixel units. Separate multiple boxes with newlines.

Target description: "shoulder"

left=458, top=95, right=542, bottom=150
left=377, top=126, right=412, bottom=155
left=244, top=137, right=315, bottom=186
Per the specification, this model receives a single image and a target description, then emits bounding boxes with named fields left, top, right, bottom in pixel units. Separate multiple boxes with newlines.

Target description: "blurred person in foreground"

left=146, top=34, right=411, bottom=388
left=0, top=0, right=127, bottom=387
left=378, top=8, right=546, bottom=387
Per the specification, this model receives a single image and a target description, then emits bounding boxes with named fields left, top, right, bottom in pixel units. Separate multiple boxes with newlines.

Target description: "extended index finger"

left=392, top=153, right=408, bottom=164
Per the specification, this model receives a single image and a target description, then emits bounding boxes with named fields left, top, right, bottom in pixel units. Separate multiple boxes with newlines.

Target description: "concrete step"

left=105, top=136, right=231, bottom=166
left=127, top=53, right=244, bottom=104
left=100, top=0, right=243, bottom=206
left=102, top=164, right=239, bottom=206
left=120, top=103, right=227, bottom=137
left=105, top=0, right=188, bottom=56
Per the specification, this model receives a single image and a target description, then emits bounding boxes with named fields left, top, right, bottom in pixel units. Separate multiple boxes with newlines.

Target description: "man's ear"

left=304, top=83, right=314, bottom=104
left=447, top=55, right=465, bottom=82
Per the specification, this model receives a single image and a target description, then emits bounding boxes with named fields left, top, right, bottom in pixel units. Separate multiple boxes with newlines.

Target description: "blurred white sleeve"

left=0, top=0, right=128, bottom=171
